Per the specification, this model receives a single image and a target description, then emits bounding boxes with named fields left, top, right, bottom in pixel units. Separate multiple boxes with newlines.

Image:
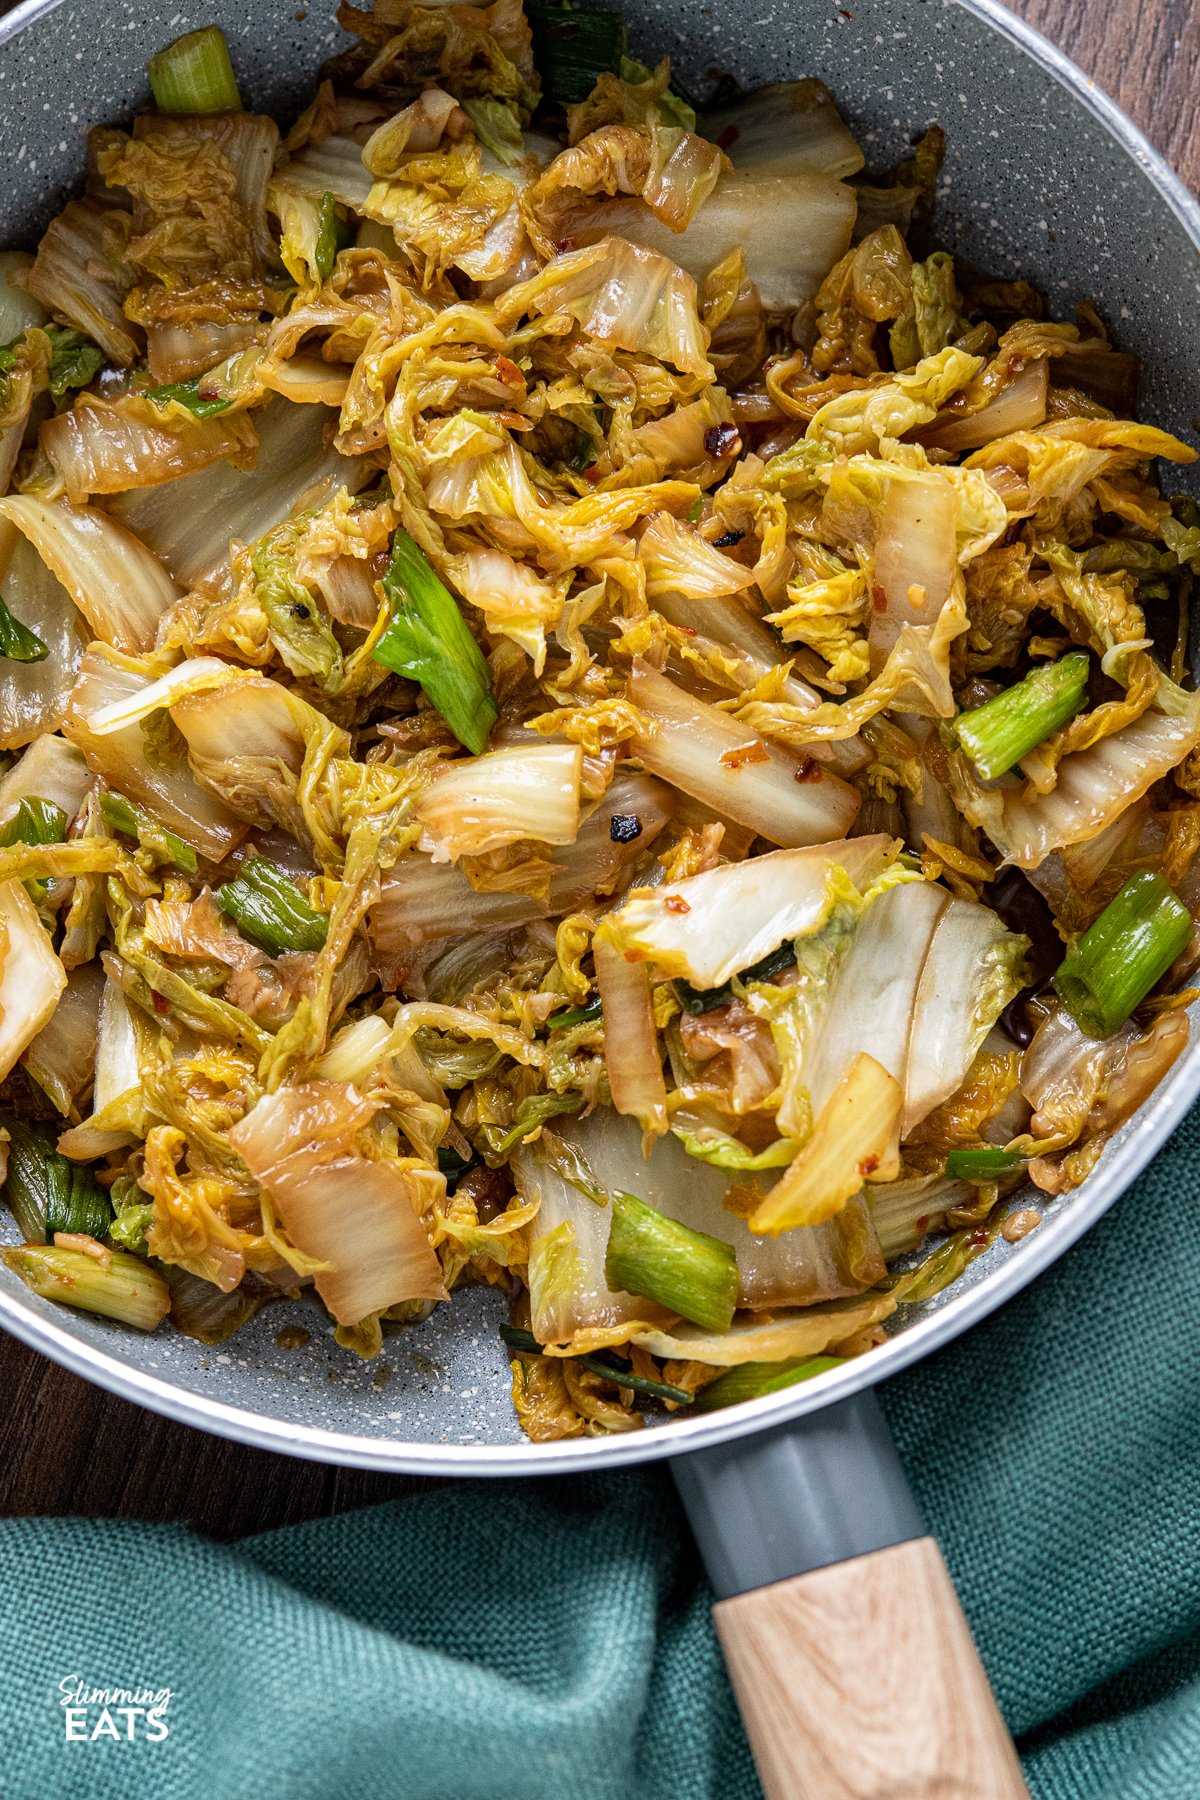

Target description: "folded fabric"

left=2, top=1109, right=1199, bottom=1800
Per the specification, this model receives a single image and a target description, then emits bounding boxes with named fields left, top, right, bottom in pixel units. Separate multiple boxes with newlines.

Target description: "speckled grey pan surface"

left=0, top=0, right=1197, bottom=1475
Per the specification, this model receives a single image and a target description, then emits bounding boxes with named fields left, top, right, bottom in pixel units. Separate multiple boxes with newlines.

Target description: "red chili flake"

left=858, top=1154, right=880, bottom=1176
left=494, top=354, right=524, bottom=388
left=675, top=624, right=697, bottom=637
left=1006, top=353, right=1023, bottom=374
left=915, top=1214, right=930, bottom=1233
left=872, top=582, right=888, bottom=613
left=793, top=757, right=822, bottom=783
left=664, top=894, right=691, bottom=914
left=152, top=992, right=170, bottom=1015
left=719, top=741, right=770, bottom=769
left=716, top=125, right=739, bottom=151
left=968, top=1227, right=990, bottom=1247
left=704, top=423, right=741, bottom=458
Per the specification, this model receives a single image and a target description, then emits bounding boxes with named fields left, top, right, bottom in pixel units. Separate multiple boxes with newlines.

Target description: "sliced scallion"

left=147, top=25, right=242, bottom=116
left=944, top=1145, right=1027, bottom=1181
left=2, top=1118, right=113, bottom=1244
left=144, top=375, right=231, bottom=419
left=695, top=1355, right=845, bottom=1411
left=2, top=1243, right=169, bottom=1331
left=954, top=651, right=1090, bottom=780
left=216, top=856, right=329, bottom=956
left=100, top=790, right=198, bottom=874
left=314, top=191, right=343, bottom=282
left=436, top=1144, right=477, bottom=1190
left=675, top=942, right=796, bottom=1016
left=526, top=1, right=627, bottom=105
left=499, top=1323, right=694, bottom=1405
left=0, top=797, right=67, bottom=849
left=547, top=995, right=603, bottom=1030
left=1052, top=869, right=1192, bottom=1038
left=0, top=592, right=48, bottom=663
left=372, top=529, right=497, bottom=755
left=605, top=1190, right=739, bottom=1334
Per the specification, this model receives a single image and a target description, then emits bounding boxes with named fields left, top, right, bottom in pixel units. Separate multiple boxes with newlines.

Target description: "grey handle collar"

left=671, top=1390, right=925, bottom=1600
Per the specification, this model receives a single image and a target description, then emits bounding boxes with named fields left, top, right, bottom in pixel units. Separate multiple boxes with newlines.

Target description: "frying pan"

left=2, top=0, right=1199, bottom=1791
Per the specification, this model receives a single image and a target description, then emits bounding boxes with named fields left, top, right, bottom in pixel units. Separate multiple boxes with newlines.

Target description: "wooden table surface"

left=0, top=0, right=1196, bottom=1539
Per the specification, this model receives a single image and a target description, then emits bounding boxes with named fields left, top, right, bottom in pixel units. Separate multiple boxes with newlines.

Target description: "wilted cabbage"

left=0, top=3, right=1194, bottom=1441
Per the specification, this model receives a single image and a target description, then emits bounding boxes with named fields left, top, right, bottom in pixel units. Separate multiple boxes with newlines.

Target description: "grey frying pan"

left=1, top=0, right=1198, bottom=1790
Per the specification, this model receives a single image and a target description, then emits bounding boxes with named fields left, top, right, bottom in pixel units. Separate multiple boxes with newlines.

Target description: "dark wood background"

left=0, top=0, right=1195, bottom=1538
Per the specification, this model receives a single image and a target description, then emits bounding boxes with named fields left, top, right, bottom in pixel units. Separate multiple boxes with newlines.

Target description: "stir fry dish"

left=0, top=3, right=1197, bottom=1441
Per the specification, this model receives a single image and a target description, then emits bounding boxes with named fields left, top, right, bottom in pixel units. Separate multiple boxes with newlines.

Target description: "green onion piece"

left=100, top=790, right=198, bottom=874
left=605, top=1190, right=739, bottom=1334
left=944, top=1145, right=1027, bottom=1181
left=526, top=1, right=627, bottom=104
left=1, top=1243, right=169, bottom=1331
left=547, top=995, right=603, bottom=1030
left=567, top=428, right=596, bottom=474
left=1052, top=869, right=1192, bottom=1038
left=695, top=1355, right=845, bottom=1411
left=437, top=1144, right=477, bottom=1189
left=372, top=528, right=498, bottom=755
left=314, top=191, right=343, bottom=282
left=216, top=856, right=330, bottom=955
left=675, top=942, right=796, bottom=1016
left=0, top=797, right=67, bottom=849
left=46, top=327, right=105, bottom=403
left=2, top=1118, right=114, bottom=1244
left=498, top=1323, right=694, bottom=1405
left=144, top=375, right=231, bottom=419
left=954, top=651, right=1090, bottom=781
left=147, top=25, right=242, bottom=115
left=687, top=494, right=704, bottom=522
left=0, top=592, right=48, bottom=663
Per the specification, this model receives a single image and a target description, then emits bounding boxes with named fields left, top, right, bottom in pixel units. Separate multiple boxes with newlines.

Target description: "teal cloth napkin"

left=2, top=1108, right=1199, bottom=1800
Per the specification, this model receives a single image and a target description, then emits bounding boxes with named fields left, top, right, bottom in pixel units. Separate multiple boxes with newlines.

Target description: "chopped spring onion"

left=675, top=942, right=797, bottom=1016
left=695, top=1355, right=845, bottom=1411
left=216, top=856, right=330, bottom=955
left=144, top=375, right=232, bottom=419
left=314, top=192, right=344, bottom=283
left=499, top=1323, right=694, bottom=1405
left=546, top=995, right=603, bottom=1030
left=943, top=1145, right=1027, bottom=1181
left=954, top=651, right=1091, bottom=781
left=1, top=1242, right=169, bottom=1331
left=2, top=1118, right=114, bottom=1243
left=605, top=1189, right=739, bottom=1334
left=526, top=1, right=626, bottom=105
left=0, top=797, right=67, bottom=848
left=437, top=1144, right=477, bottom=1189
left=372, top=529, right=498, bottom=756
left=0, top=591, right=48, bottom=663
left=146, top=25, right=242, bottom=116
left=1052, top=869, right=1192, bottom=1038
left=100, top=790, right=199, bottom=874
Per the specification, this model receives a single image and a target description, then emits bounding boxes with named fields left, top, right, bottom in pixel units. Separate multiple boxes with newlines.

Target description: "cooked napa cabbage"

left=0, top=3, right=1195, bottom=1442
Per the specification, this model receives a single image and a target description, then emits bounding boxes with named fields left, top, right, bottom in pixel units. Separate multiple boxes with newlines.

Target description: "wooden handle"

left=713, top=1536, right=1029, bottom=1800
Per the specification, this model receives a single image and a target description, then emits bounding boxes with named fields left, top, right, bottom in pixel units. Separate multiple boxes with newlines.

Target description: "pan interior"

left=0, top=0, right=1198, bottom=1464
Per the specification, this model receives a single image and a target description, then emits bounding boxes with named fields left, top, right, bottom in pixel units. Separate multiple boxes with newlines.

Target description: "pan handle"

left=671, top=1391, right=1029, bottom=1800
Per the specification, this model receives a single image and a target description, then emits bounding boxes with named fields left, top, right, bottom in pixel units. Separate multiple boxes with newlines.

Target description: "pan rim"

left=0, top=0, right=1198, bottom=1476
